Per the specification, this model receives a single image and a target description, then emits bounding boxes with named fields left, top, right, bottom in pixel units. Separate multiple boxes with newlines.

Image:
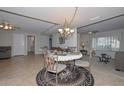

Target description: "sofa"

left=0, top=46, right=11, bottom=59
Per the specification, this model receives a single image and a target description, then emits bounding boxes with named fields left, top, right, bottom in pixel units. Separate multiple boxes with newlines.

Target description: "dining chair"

left=44, top=54, right=66, bottom=85
left=75, top=51, right=92, bottom=71
left=75, top=60, right=91, bottom=71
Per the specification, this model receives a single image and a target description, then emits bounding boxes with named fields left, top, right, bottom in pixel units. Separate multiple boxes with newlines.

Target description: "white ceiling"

left=77, top=15, right=124, bottom=33
left=0, top=7, right=124, bottom=34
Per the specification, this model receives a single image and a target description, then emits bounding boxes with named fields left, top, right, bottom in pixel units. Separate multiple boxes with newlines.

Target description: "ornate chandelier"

left=0, top=21, right=13, bottom=30
left=58, top=7, right=78, bottom=39
left=58, top=19, right=74, bottom=39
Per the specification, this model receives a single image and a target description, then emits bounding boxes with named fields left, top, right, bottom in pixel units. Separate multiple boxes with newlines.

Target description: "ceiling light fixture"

left=58, top=19, right=74, bottom=39
left=0, top=21, right=14, bottom=30
left=58, top=7, right=78, bottom=39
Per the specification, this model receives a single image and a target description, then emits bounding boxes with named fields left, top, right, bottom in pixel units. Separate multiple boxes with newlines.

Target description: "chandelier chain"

left=69, top=7, right=78, bottom=25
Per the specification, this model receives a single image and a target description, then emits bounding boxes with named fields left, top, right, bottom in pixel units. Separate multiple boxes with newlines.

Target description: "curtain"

left=92, top=32, right=120, bottom=51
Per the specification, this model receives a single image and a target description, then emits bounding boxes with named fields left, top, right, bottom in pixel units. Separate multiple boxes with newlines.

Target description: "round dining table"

left=48, top=52, right=82, bottom=62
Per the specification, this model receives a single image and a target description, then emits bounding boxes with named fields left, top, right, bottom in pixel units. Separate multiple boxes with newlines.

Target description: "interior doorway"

left=27, top=35, right=35, bottom=55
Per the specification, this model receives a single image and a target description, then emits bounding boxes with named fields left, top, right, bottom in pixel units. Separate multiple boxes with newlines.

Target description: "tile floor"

left=0, top=55, right=124, bottom=86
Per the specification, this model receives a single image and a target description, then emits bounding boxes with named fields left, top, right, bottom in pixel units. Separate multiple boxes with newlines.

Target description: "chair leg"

left=88, top=67, right=91, bottom=72
left=56, top=62, right=58, bottom=86
left=99, top=57, right=101, bottom=62
left=84, top=67, right=91, bottom=72
left=56, top=73, right=58, bottom=86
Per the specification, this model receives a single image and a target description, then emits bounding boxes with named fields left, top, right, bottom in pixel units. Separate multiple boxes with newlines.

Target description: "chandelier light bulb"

left=4, top=25, right=9, bottom=30
left=58, top=29, right=62, bottom=32
left=9, top=26, right=12, bottom=29
left=58, top=29, right=63, bottom=33
left=65, top=28, right=70, bottom=31
left=70, top=29, right=74, bottom=33
left=0, top=24, right=3, bottom=28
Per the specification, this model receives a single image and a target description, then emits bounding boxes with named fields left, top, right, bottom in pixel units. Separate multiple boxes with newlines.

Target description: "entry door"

left=27, top=36, right=35, bottom=54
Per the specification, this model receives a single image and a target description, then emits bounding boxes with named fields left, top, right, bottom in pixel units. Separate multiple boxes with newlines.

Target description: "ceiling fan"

left=0, top=20, right=20, bottom=31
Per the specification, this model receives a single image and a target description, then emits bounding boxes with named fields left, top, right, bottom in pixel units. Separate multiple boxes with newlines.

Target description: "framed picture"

left=59, top=37, right=65, bottom=44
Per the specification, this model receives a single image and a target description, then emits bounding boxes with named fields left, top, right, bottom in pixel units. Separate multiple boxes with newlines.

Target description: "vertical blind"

left=92, top=33, right=120, bottom=51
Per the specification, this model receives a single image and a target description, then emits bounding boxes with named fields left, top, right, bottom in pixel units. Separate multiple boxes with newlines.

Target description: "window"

left=92, top=36, right=120, bottom=51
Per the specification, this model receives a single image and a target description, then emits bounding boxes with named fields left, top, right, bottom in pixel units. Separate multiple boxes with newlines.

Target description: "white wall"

left=52, top=33, right=59, bottom=47
left=80, top=34, right=91, bottom=51
left=79, top=33, right=92, bottom=55
left=52, top=28, right=78, bottom=50
left=0, top=31, right=49, bottom=56
left=21, top=32, right=49, bottom=55
left=0, top=31, right=13, bottom=46
left=80, top=28, right=124, bottom=58
left=35, top=33, right=49, bottom=54
left=77, top=33, right=80, bottom=50
left=12, top=33, right=25, bottom=56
